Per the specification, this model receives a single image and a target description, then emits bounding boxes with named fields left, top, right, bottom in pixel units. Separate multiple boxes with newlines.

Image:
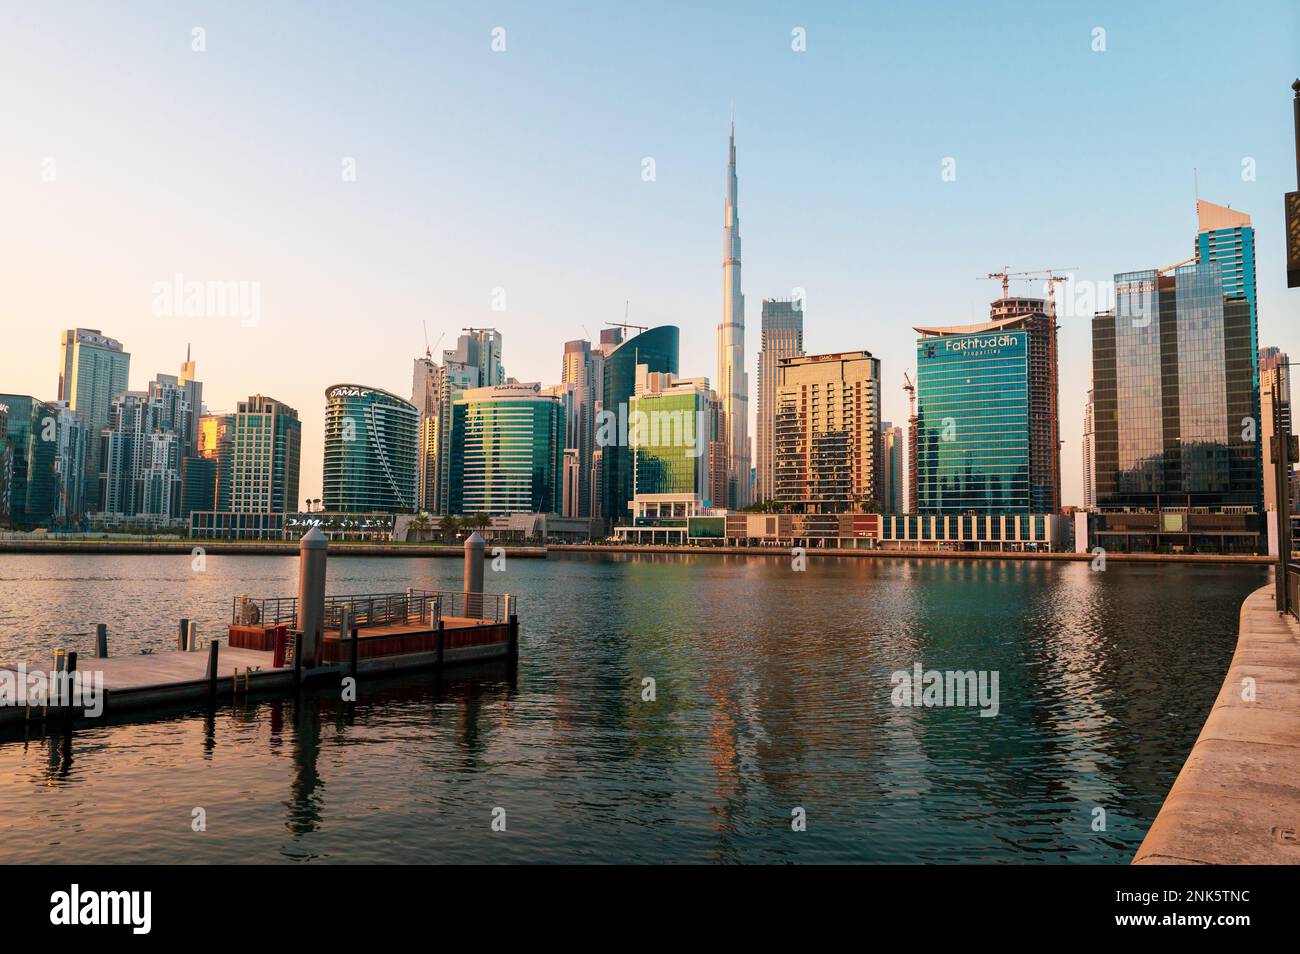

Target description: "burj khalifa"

left=717, top=121, right=751, bottom=508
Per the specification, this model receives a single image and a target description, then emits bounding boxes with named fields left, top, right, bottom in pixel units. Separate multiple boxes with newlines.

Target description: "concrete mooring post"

left=464, top=531, right=485, bottom=619
left=298, top=527, right=328, bottom=668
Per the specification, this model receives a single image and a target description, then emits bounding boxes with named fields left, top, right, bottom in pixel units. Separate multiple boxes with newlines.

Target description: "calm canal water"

left=0, top=552, right=1268, bottom=863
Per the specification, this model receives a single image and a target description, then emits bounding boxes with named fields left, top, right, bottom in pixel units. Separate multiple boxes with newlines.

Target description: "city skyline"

left=4, top=2, right=1299, bottom=506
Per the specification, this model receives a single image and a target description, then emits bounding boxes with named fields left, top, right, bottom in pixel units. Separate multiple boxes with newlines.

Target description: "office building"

left=1089, top=247, right=1262, bottom=552
left=774, top=351, right=881, bottom=513
left=26, top=401, right=87, bottom=529
left=58, top=329, right=129, bottom=511
left=627, top=371, right=723, bottom=506
left=880, top=421, right=904, bottom=514
left=322, top=384, right=419, bottom=513
left=756, top=298, right=804, bottom=503
left=0, top=395, right=39, bottom=528
left=914, top=303, right=1059, bottom=515
left=449, top=383, right=564, bottom=516
left=601, top=325, right=679, bottom=522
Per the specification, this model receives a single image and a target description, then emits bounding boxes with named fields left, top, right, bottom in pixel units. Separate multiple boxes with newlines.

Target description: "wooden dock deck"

left=0, top=615, right=517, bottom=728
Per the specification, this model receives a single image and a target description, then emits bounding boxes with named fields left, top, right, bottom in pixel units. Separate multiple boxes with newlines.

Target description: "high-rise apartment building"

left=756, top=298, right=804, bottom=503
left=58, top=329, right=129, bottom=511
left=561, top=338, right=605, bottom=517
left=1260, top=347, right=1291, bottom=512
left=198, top=412, right=233, bottom=511
left=774, top=352, right=881, bottom=513
left=322, top=384, right=419, bottom=513
left=914, top=304, right=1060, bottom=515
left=1082, top=388, right=1096, bottom=510
left=225, top=395, right=301, bottom=513
left=99, top=390, right=186, bottom=521
left=449, top=383, right=564, bottom=516
left=879, top=421, right=904, bottom=514
left=412, top=353, right=442, bottom=512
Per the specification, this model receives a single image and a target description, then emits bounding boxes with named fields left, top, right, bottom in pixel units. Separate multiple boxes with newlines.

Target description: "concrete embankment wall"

left=1134, top=584, right=1300, bottom=864
left=0, top=540, right=547, bottom=558
left=550, top=544, right=1272, bottom=566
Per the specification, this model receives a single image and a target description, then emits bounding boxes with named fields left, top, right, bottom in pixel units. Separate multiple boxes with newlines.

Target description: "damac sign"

left=327, top=386, right=371, bottom=399
left=945, top=333, right=1021, bottom=352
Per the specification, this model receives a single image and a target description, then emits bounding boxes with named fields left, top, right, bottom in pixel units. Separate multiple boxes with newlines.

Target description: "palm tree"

left=439, top=514, right=460, bottom=539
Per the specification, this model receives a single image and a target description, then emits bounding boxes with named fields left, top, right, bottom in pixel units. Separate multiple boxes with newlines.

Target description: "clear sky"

left=3, top=1, right=1298, bottom=506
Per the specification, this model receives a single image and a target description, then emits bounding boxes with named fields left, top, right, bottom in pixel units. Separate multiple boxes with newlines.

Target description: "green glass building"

left=600, top=326, right=679, bottom=521
left=449, top=384, right=564, bottom=515
left=322, top=384, right=419, bottom=513
left=914, top=324, right=1034, bottom=514
left=629, top=374, right=717, bottom=502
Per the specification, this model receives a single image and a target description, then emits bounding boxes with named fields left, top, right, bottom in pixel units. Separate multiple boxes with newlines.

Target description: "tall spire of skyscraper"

left=718, top=118, right=751, bottom=508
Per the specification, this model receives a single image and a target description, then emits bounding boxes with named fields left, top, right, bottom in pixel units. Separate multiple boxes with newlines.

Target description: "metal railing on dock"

left=409, top=589, right=514, bottom=622
left=232, top=589, right=514, bottom=630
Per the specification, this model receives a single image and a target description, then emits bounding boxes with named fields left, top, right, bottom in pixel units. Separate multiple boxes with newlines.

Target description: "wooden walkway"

left=0, top=615, right=516, bottom=727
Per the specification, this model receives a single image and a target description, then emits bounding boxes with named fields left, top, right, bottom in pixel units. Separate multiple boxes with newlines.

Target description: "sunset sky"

left=3, top=0, right=1298, bottom=504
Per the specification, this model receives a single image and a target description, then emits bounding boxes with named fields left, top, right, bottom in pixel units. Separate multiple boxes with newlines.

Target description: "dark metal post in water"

left=349, top=624, right=359, bottom=680
left=95, top=623, right=107, bottom=658
left=293, top=632, right=303, bottom=689
left=206, top=639, right=219, bottom=701
left=178, top=618, right=189, bottom=651
left=464, top=531, right=485, bottom=619
left=64, top=651, right=77, bottom=724
left=436, top=617, right=445, bottom=669
left=297, top=527, right=328, bottom=668
left=508, top=612, right=519, bottom=663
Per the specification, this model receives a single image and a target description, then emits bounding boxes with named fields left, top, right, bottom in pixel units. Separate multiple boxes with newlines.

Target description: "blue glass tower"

left=914, top=323, right=1034, bottom=514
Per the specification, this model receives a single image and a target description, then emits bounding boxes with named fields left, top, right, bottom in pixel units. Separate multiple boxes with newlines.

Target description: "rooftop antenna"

left=422, top=320, right=431, bottom=359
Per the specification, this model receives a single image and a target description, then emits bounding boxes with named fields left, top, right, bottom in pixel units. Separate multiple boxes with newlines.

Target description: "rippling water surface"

left=0, top=552, right=1267, bottom=863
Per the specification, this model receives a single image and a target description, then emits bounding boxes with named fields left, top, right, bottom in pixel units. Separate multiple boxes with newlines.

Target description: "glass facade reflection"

left=600, top=326, right=679, bottom=521
left=322, top=384, right=419, bottom=513
left=914, top=328, right=1032, bottom=514
left=450, top=385, right=564, bottom=516
left=1092, top=261, right=1260, bottom=511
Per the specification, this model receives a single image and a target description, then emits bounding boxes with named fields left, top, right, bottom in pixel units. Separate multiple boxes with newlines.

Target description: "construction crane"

left=605, top=301, right=648, bottom=337
left=903, top=371, right=918, bottom=512
left=421, top=321, right=445, bottom=360
left=982, top=266, right=1014, bottom=298
left=981, top=267, right=1079, bottom=317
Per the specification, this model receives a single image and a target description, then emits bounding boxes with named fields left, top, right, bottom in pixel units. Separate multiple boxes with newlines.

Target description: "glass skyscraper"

left=58, top=329, right=129, bottom=512
left=449, top=384, right=564, bottom=516
left=600, top=325, right=679, bottom=522
left=1092, top=259, right=1259, bottom=511
left=628, top=372, right=720, bottom=505
left=756, top=298, right=804, bottom=503
left=914, top=323, right=1034, bottom=514
left=322, top=384, right=419, bottom=513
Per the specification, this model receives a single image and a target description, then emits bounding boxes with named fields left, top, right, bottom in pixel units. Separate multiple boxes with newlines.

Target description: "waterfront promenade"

left=1134, top=584, right=1300, bottom=864
left=0, top=537, right=1273, bottom=564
